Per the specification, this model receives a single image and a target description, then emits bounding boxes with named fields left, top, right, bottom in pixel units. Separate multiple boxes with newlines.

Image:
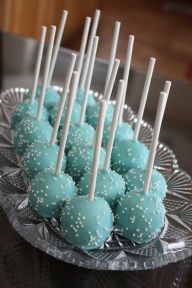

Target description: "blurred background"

left=0, top=0, right=191, bottom=173
left=0, top=0, right=192, bottom=82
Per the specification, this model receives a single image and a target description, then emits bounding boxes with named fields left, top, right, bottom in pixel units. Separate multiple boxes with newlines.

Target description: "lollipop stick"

left=79, top=36, right=99, bottom=125
left=144, top=90, right=170, bottom=193
left=76, top=17, right=91, bottom=77
left=103, top=21, right=121, bottom=96
left=30, top=26, right=47, bottom=104
left=118, top=35, right=134, bottom=124
left=133, top=57, right=156, bottom=140
left=104, top=80, right=125, bottom=170
left=104, top=59, right=120, bottom=101
left=36, top=26, right=56, bottom=121
left=163, top=80, right=171, bottom=94
left=79, top=9, right=100, bottom=89
left=88, top=100, right=107, bottom=201
left=55, top=71, right=79, bottom=175
left=49, top=53, right=77, bottom=146
left=48, top=10, right=68, bottom=85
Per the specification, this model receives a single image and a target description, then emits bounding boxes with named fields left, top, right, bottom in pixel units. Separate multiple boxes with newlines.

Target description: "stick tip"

left=62, top=10, right=68, bottom=16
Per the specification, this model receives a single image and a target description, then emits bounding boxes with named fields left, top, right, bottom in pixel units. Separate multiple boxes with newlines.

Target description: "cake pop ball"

left=76, top=88, right=96, bottom=107
left=102, top=121, right=133, bottom=147
left=22, top=142, right=66, bottom=180
left=28, top=169, right=76, bottom=219
left=86, top=102, right=114, bottom=129
left=14, top=117, right=53, bottom=157
left=27, top=86, right=60, bottom=111
left=67, top=144, right=106, bottom=183
left=60, top=195, right=113, bottom=250
left=115, top=190, right=165, bottom=244
left=49, top=101, right=81, bottom=127
left=78, top=168, right=125, bottom=210
left=11, top=100, right=49, bottom=129
left=123, top=168, right=167, bottom=200
left=112, top=139, right=149, bottom=175
left=58, top=122, right=95, bottom=152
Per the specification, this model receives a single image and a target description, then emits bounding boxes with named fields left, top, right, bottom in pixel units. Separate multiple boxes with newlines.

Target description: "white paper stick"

left=36, top=26, right=56, bottom=121
left=76, top=17, right=91, bottom=77
left=55, top=71, right=79, bottom=175
left=103, top=21, right=121, bottom=96
left=104, top=59, right=120, bottom=101
left=47, top=10, right=68, bottom=85
left=88, top=100, right=107, bottom=201
left=49, top=53, right=77, bottom=146
left=133, top=57, right=156, bottom=140
left=143, top=91, right=170, bottom=193
left=104, top=80, right=125, bottom=170
left=79, top=9, right=100, bottom=89
left=163, top=80, right=171, bottom=94
left=118, top=35, right=135, bottom=124
left=79, top=36, right=99, bottom=124
left=30, top=26, right=47, bottom=104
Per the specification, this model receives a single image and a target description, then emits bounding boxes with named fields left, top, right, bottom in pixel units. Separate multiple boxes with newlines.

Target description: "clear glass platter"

left=0, top=88, right=191, bottom=271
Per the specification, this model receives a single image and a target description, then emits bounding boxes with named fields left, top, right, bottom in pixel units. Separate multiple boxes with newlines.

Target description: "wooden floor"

left=65, top=0, right=192, bottom=83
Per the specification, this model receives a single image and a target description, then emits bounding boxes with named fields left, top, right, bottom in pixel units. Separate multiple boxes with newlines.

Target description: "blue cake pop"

left=28, top=169, right=76, bottom=218
left=60, top=196, right=113, bottom=250
left=22, top=142, right=66, bottom=180
left=86, top=102, right=114, bottom=129
left=112, top=139, right=149, bottom=175
left=102, top=121, right=133, bottom=147
left=58, top=122, right=95, bottom=152
left=115, top=190, right=165, bottom=244
left=14, top=117, right=53, bottom=157
left=11, top=100, right=49, bottom=130
left=49, top=101, right=81, bottom=127
left=67, top=144, right=106, bottom=183
left=123, top=168, right=167, bottom=200
left=76, top=88, right=96, bottom=107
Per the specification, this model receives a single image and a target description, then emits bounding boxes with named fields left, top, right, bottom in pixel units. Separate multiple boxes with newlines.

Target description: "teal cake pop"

left=112, top=139, right=149, bottom=174
left=60, top=195, right=113, bottom=250
left=86, top=102, right=114, bottom=129
left=28, top=170, right=76, bottom=218
left=60, top=122, right=95, bottom=152
left=67, top=144, right=106, bottom=183
left=76, top=88, right=96, bottom=107
left=59, top=33, right=98, bottom=153
left=115, top=190, right=165, bottom=244
left=61, top=99, right=113, bottom=250
left=14, top=25, right=56, bottom=157
left=11, top=100, right=49, bottom=130
left=123, top=84, right=171, bottom=200
left=49, top=101, right=81, bottom=127
left=11, top=26, right=48, bottom=129
left=35, top=86, right=61, bottom=111
left=78, top=80, right=126, bottom=210
left=102, top=121, right=133, bottom=147
left=123, top=168, right=167, bottom=200
left=28, top=70, right=80, bottom=218
left=22, top=53, right=77, bottom=180
left=14, top=117, right=53, bottom=157
left=86, top=58, right=120, bottom=129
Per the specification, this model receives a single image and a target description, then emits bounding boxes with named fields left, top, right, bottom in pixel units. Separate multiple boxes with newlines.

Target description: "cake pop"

left=86, top=58, right=120, bottom=128
left=115, top=91, right=168, bottom=244
left=14, top=26, right=56, bottom=157
left=123, top=81, right=171, bottom=200
left=66, top=37, right=106, bottom=183
left=58, top=33, right=99, bottom=152
left=28, top=71, right=79, bottom=218
left=11, top=26, right=48, bottom=129
left=111, top=57, right=156, bottom=174
left=102, top=35, right=135, bottom=146
left=78, top=80, right=126, bottom=210
left=60, top=100, right=113, bottom=250
left=22, top=53, right=77, bottom=180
